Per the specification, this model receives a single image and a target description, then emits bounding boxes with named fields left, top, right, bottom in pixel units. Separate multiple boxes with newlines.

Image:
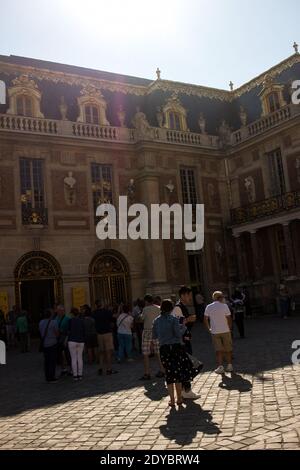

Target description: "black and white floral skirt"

left=159, top=343, right=200, bottom=385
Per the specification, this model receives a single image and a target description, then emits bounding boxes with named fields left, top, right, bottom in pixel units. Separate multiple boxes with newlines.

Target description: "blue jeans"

left=118, top=333, right=132, bottom=361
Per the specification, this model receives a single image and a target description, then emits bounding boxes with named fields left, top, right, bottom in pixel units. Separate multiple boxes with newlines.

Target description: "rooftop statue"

left=239, top=106, right=247, bottom=127
left=198, top=113, right=206, bottom=134
left=117, top=105, right=126, bottom=127
left=132, top=107, right=153, bottom=139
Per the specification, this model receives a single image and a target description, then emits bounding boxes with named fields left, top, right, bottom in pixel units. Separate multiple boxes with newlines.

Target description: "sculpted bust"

left=244, top=176, right=256, bottom=203
left=64, top=171, right=76, bottom=205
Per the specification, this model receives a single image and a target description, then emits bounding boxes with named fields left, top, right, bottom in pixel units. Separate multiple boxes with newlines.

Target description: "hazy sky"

left=1, top=0, right=299, bottom=89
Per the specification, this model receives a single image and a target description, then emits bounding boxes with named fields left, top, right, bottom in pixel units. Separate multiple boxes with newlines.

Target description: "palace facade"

left=0, top=51, right=300, bottom=321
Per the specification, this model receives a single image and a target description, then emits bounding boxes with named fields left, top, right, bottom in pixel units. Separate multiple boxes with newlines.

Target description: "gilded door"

left=89, top=250, right=130, bottom=307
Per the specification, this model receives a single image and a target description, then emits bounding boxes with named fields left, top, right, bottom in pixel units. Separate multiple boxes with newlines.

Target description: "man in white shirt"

left=204, top=291, right=233, bottom=374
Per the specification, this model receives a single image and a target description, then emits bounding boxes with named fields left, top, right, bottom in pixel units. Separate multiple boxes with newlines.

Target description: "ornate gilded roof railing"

left=231, top=190, right=300, bottom=225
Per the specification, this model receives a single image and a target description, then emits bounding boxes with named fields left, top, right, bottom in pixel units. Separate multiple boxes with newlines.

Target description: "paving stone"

left=0, top=317, right=300, bottom=450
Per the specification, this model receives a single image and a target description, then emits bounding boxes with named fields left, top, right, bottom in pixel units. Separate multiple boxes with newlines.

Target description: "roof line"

left=0, top=52, right=299, bottom=99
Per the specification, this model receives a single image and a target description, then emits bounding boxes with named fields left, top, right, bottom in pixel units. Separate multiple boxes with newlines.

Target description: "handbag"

left=39, top=319, right=51, bottom=353
left=187, top=353, right=204, bottom=372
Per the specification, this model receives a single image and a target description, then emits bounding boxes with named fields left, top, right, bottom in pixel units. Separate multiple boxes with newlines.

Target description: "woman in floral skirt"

left=153, top=299, right=200, bottom=408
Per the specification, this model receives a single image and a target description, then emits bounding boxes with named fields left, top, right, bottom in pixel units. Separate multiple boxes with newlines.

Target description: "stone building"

left=0, top=50, right=299, bottom=322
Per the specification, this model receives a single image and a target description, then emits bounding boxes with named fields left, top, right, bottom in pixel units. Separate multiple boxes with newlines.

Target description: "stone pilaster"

left=233, top=234, right=245, bottom=282
left=250, top=230, right=261, bottom=280
left=282, top=222, right=296, bottom=277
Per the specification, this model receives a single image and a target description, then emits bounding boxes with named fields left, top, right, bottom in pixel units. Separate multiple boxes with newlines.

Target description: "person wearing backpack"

left=117, top=305, right=134, bottom=363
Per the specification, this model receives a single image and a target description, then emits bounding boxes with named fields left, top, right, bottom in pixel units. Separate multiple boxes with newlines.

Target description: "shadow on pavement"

left=159, top=401, right=221, bottom=445
left=218, top=372, right=252, bottom=393
left=143, top=379, right=169, bottom=401
left=0, top=316, right=299, bottom=417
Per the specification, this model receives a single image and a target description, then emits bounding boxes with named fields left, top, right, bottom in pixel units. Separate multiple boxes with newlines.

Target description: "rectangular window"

left=20, top=158, right=47, bottom=225
left=267, top=148, right=286, bottom=196
left=180, top=167, right=198, bottom=206
left=91, top=163, right=113, bottom=222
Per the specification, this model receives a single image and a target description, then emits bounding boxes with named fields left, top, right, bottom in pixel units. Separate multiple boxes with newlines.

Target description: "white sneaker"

left=214, top=365, right=225, bottom=374
left=226, top=364, right=233, bottom=372
left=182, top=390, right=201, bottom=400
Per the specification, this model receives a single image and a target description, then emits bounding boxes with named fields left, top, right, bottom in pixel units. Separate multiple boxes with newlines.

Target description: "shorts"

left=142, top=329, right=160, bottom=355
left=212, top=332, right=232, bottom=352
left=97, top=333, right=114, bottom=352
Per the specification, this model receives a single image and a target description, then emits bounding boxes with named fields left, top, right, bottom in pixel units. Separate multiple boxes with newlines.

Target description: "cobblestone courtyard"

left=0, top=317, right=300, bottom=450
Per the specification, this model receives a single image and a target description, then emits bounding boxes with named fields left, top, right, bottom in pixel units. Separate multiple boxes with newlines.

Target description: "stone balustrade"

left=0, top=113, right=219, bottom=148
left=155, top=128, right=219, bottom=147
left=0, top=114, right=58, bottom=134
left=1, top=103, right=300, bottom=148
left=232, top=104, right=300, bottom=145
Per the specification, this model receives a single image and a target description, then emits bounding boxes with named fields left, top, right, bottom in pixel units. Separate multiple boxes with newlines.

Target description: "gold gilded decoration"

left=147, top=79, right=230, bottom=101
left=0, top=61, right=147, bottom=96
left=162, top=93, right=188, bottom=131
left=11, top=74, right=39, bottom=90
left=72, top=287, right=86, bottom=309
left=0, top=291, right=9, bottom=315
left=14, top=251, right=64, bottom=308
left=7, top=72, right=44, bottom=118
left=21, top=206, right=48, bottom=225
left=77, top=84, right=110, bottom=124
left=80, top=83, right=105, bottom=99
left=231, top=190, right=300, bottom=225
left=89, top=250, right=130, bottom=307
left=1, top=52, right=300, bottom=105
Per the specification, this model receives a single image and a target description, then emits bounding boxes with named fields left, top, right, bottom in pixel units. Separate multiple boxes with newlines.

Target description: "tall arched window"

left=16, top=95, right=33, bottom=116
left=162, top=93, right=188, bottom=131
left=267, top=92, right=280, bottom=113
left=77, top=84, right=110, bottom=125
left=6, top=75, right=44, bottom=118
left=169, top=111, right=181, bottom=130
left=259, top=75, right=286, bottom=116
left=85, top=105, right=99, bottom=124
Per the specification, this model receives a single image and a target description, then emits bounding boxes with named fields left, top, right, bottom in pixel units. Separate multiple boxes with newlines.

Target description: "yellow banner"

left=0, top=291, right=9, bottom=316
left=72, top=287, right=86, bottom=310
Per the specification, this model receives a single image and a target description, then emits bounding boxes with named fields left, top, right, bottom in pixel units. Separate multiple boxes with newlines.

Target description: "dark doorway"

left=20, top=280, right=55, bottom=329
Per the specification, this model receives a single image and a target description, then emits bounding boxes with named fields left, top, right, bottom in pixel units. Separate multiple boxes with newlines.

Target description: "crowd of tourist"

left=0, top=283, right=296, bottom=406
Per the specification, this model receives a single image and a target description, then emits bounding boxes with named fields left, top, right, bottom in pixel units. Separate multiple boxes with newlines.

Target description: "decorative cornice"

left=147, top=79, right=230, bottom=101
left=233, top=54, right=300, bottom=97
left=11, top=73, right=39, bottom=90
left=1, top=53, right=300, bottom=101
left=0, top=61, right=147, bottom=96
